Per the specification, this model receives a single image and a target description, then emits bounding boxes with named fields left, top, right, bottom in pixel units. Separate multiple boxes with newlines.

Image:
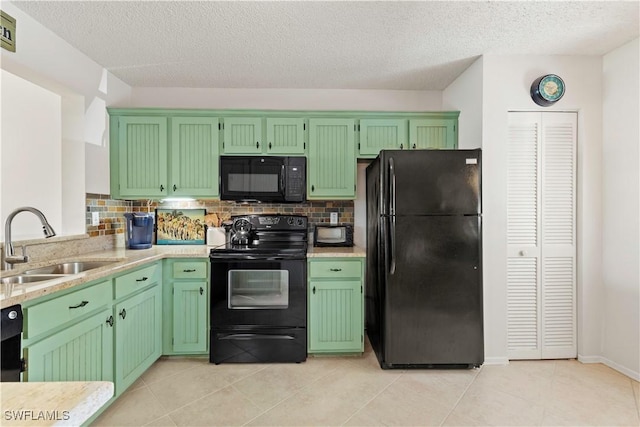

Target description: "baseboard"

left=576, top=354, right=602, bottom=364
left=483, top=356, right=509, bottom=365
left=578, top=354, right=640, bottom=381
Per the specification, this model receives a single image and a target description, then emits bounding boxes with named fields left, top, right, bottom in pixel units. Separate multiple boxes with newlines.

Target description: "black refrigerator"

left=366, top=149, right=483, bottom=369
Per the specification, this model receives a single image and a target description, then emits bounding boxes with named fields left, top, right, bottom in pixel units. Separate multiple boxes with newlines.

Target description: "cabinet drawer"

left=309, top=260, right=362, bottom=279
left=26, top=280, right=112, bottom=339
left=172, top=261, right=207, bottom=279
left=115, top=263, right=160, bottom=299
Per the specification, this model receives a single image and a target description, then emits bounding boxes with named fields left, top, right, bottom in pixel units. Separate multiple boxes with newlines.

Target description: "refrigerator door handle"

left=389, top=157, right=397, bottom=274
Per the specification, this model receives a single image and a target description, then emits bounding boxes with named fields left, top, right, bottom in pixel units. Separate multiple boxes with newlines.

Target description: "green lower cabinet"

left=162, top=258, right=209, bottom=355
left=172, top=282, right=208, bottom=353
left=114, top=284, right=162, bottom=395
left=24, top=308, right=114, bottom=382
left=307, top=257, right=364, bottom=354
left=308, top=280, right=363, bottom=352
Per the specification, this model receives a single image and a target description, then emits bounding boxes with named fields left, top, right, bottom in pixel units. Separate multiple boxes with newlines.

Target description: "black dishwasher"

left=1, top=304, right=24, bottom=382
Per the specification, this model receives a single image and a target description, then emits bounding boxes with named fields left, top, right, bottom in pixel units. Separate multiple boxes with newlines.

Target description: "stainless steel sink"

left=23, top=261, right=115, bottom=275
left=1, top=274, right=65, bottom=285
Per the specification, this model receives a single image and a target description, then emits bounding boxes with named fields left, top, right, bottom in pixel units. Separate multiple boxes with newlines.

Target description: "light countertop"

left=1, top=244, right=365, bottom=308
left=307, top=245, right=366, bottom=257
left=0, top=246, right=210, bottom=308
left=0, top=381, right=113, bottom=426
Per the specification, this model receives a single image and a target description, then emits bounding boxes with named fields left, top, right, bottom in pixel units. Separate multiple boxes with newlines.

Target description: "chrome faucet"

left=3, top=207, right=56, bottom=269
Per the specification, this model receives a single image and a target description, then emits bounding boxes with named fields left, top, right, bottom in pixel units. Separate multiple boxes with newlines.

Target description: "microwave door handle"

left=280, top=165, right=286, bottom=195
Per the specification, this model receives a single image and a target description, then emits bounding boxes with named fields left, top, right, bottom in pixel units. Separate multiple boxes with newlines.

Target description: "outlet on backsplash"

left=330, top=212, right=338, bottom=224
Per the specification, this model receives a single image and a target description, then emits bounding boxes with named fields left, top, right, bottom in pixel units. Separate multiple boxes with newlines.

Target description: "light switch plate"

left=91, top=212, right=100, bottom=226
left=330, top=212, right=338, bottom=225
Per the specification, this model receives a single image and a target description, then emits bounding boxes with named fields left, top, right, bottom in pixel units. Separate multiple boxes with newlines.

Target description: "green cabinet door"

left=25, top=308, right=114, bottom=382
left=308, top=280, right=363, bottom=352
left=117, top=116, right=168, bottom=197
left=222, top=117, right=263, bottom=154
left=308, top=119, right=356, bottom=199
left=172, top=282, right=208, bottom=353
left=359, top=119, right=408, bottom=157
left=409, top=118, right=457, bottom=149
left=114, top=284, right=162, bottom=395
left=266, top=118, right=306, bottom=154
left=170, top=117, right=220, bottom=197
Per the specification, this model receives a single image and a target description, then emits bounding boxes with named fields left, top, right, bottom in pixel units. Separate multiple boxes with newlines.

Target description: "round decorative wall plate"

left=530, top=74, right=565, bottom=106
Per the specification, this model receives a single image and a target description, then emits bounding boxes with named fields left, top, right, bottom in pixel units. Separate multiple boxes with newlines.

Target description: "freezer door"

left=383, top=215, right=483, bottom=365
left=380, top=149, right=481, bottom=216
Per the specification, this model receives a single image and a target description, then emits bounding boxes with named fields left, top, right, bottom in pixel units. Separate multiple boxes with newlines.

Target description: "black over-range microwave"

left=219, top=156, right=306, bottom=203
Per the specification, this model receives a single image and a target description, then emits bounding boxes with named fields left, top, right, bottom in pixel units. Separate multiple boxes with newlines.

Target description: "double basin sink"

left=1, top=261, right=116, bottom=286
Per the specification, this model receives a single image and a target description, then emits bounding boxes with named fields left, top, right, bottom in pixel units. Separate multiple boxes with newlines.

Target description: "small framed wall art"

left=155, top=208, right=206, bottom=245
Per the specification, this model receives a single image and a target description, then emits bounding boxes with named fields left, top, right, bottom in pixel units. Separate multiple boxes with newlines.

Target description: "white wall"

left=478, top=55, right=604, bottom=364
left=443, top=57, right=484, bottom=149
left=127, top=87, right=442, bottom=111
left=601, top=38, right=640, bottom=379
left=0, top=1, right=132, bottom=220
left=0, top=70, right=62, bottom=241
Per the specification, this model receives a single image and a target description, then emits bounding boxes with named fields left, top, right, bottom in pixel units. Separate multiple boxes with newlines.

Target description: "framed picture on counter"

left=155, top=208, right=206, bottom=245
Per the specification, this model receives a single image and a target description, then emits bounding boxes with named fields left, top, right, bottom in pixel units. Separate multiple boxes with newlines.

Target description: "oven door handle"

left=211, top=256, right=302, bottom=261
left=218, top=333, right=295, bottom=341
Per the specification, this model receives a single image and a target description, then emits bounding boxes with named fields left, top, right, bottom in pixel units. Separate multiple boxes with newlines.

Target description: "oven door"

left=210, top=258, right=307, bottom=328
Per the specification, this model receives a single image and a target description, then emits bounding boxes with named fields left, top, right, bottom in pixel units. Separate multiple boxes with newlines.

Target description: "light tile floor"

left=94, top=342, right=640, bottom=426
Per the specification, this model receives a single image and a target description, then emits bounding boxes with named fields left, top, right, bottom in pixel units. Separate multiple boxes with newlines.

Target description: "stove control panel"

left=233, top=214, right=307, bottom=231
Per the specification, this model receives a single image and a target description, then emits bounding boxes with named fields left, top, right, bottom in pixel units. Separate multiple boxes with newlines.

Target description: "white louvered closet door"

left=507, top=112, right=576, bottom=360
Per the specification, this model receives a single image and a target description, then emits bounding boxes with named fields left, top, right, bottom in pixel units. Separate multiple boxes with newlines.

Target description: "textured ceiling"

left=11, top=1, right=640, bottom=90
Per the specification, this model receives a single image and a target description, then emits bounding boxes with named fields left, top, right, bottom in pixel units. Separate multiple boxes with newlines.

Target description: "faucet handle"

left=5, top=246, right=29, bottom=266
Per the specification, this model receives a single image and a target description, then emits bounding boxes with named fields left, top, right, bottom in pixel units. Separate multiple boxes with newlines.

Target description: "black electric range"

left=209, top=214, right=308, bottom=364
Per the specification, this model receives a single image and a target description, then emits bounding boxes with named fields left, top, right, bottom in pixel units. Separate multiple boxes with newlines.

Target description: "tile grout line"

left=141, top=362, right=266, bottom=425
left=438, top=365, right=483, bottom=426
left=239, top=359, right=351, bottom=426
left=535, top=360, right=558, bottom=427
left=339, top=368, right=406, bottom=426
left=632, top=378, right=640, bottom=419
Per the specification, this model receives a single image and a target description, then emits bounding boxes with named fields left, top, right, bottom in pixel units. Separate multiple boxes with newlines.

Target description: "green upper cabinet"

left=110, top=114, right=220, bottom=199
left=222, top=117, right=262, bottom=154
left=116, top=116, right=168, bottom=198
left=265, top=118, right=306, bottom=154
left=308, top=118, right=356, bottom=199
left=170, top=117, right=220, bottom=197
left=358, top=119, right=408, bottom=157
left=409, top=118, right=457, bottom=149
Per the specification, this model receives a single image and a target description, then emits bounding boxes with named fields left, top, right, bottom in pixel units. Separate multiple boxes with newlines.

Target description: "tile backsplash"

left=86, top=194, right=354, bottom=237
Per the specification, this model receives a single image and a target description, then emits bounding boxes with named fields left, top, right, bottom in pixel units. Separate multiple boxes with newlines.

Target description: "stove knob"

left=287, top=217, right=294, bottom=225
left=296, top=218, right=304, bottom=227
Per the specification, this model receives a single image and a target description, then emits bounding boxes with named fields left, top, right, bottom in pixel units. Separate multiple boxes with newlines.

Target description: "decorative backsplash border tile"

left=86, top=194, right=354, bottom=237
